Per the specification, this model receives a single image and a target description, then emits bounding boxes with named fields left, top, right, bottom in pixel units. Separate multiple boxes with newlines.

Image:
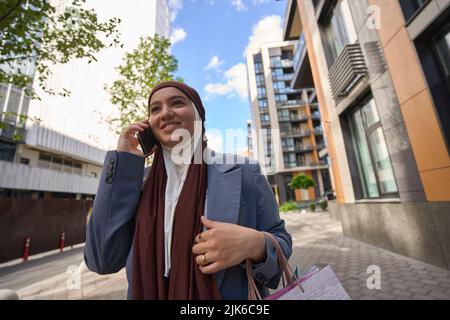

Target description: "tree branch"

left=0, top=0, right=25, bottom=24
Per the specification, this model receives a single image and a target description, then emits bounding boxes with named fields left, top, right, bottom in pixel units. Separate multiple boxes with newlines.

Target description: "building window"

left=51, top=156, right=63, bottom=171
left=38, top=153, right=52, bottom=169
left=254, top=62, right=263, bottom=74
left=258, top=99, right=268, bottom=110
left=260, top=113, right=270, bottom=124
left=348, top=97, right=398, bottom=198
left=253, top=53, right=262, bottom=63
left=63, top=159, right=73, bottom=174
left=257, top=87, right=266, bottom=98
left=0, top=141, right=15, bottom=161
left=282, top=138, right=295, bottom=152
left=415, top=20, right=450, bottom=153
left=38, top=152, right=84, bottom=175
left=19, top=157, right=29, bottom=165
left=273, top=81, right=286, bottom=90
left=73, top=162, right=82, bottom=175
left=433, top=24, right=450, bottom=93
left=275, top=94, right=288, bottom=105
left=399, top=0, right=430, bottom=22
left=270, top=56, right=282, bottom=67
left=0, top=85, right=8, bottom=110
left=255, top=74, right=265, bottom=87
left=271, top=69, right=283, bottom=78
left=320, top=0, right=357, bottom=67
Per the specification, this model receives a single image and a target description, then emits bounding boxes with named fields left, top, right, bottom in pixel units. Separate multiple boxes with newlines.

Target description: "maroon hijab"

left=131, top=81, right=222, bottom=300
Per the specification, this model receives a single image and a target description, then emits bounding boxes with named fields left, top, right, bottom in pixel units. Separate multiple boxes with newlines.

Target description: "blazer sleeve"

left=247, top=162, right=293, bottom=289
left=84, top=150, right=145, bottom=274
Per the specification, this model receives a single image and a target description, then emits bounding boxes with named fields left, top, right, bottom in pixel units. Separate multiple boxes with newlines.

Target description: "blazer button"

left=109, top=158, right=115, bottom=164
left=105, top=176, right=113, bottom=184
left=107, top=163, right=114, bottom=170
left=256, top=273, right=265, bottom=281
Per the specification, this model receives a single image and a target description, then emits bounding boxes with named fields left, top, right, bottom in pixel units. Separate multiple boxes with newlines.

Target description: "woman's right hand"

left=116, top=119, right=150, bottom=158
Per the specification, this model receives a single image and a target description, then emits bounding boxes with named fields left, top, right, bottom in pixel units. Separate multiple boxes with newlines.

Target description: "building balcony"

left=271, top=59, right=294, bottom=69
left=0, top=160, right=100, bottom=194
left=280, top=129, right=311, bottom=138
left=314, top=127, right=323, bottom=135
left=274, top=87, right=302, bottom=95
left=284, top=159, right=328, bottom=169
left=276, top=99, right=308, bottom=108
left=296, top=144, right=314, bottom=152
left=278, top=114, right=309, bottom=123
left=25, top=124, right=106, bottom=165
left=282, top=144, right=314, bottom=153
left=272, top=74, right=294, bottom=81
left=316, top=143, right=326, bottom=150
left=284, top=162, right=299, bottom=169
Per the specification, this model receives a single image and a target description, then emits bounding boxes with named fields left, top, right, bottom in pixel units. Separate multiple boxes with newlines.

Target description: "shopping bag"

left=246, top=232, right=351, bottom=300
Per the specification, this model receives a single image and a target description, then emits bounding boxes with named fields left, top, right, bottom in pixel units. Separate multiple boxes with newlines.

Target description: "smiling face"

left=148, top=87, right=195, bottom=148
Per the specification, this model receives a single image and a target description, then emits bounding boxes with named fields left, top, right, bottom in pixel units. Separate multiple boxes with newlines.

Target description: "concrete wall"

left=329, top=201, right=450, bottom=270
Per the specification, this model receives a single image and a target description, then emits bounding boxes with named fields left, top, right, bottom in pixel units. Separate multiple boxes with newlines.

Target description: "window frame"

left=399, top=0, right=431, bottom=24
left=347, top=95, right=399, bottom=199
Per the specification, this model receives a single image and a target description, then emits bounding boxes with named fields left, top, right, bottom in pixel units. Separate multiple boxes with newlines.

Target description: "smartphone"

left=137, top=126, right=158, bottom=157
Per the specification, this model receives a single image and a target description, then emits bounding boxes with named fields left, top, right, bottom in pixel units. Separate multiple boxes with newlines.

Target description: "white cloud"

left=204, top=55, right=225, bottom=71
left=230, top=0, right=270, bottom=12
left=244, top=15, right=283, bottom=56
left=168, top=0, right=183, bottom=22
left=231, top=0, right=247, bottom=11
left=204, top=63, right=248, bottom=100
left=170, top=28, right=187, bottom=45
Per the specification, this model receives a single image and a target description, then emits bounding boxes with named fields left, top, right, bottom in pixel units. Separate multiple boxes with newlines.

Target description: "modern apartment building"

left=154, top=0, right=171, bottom=39
left=246, top=41, right=332, bottom=205
left=283, top=0, right=450, bottom=269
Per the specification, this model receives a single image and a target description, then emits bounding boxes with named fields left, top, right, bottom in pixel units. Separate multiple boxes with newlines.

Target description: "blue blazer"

left=84, top=150, right=292, bottom=300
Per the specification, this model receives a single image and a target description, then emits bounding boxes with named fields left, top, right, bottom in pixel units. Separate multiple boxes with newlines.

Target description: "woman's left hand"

left=192, top=216, right=267, bottom=274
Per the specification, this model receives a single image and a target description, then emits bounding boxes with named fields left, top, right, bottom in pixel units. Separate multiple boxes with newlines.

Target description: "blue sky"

left=168, top=0, right=287, bottom=153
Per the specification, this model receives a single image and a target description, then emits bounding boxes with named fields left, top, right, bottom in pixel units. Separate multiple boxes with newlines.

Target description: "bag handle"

left=246, top=231, right=301, bottom=300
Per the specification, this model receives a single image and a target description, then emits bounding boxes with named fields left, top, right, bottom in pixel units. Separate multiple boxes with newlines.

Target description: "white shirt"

left=161, top=102, right=203, bottom=277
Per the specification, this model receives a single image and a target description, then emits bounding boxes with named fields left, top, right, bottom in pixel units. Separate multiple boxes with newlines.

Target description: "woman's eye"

left=150, top=107, right=160, bottom=113
left=173, top=100, right=183, bottom=106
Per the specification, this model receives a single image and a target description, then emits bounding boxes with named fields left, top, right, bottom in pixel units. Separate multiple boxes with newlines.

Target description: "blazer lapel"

left=205, top=160, right=242, bottom=289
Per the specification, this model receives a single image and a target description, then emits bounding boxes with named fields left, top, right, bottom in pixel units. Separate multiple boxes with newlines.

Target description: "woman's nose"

left=160, top=105, right=175, bottom=119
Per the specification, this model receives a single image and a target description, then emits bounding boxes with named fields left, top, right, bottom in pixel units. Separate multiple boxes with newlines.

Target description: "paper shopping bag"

left=246, top=232, right=351, bottom=300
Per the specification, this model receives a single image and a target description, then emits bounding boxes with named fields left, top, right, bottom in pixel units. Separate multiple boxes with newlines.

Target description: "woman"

left=84, top=80, right=292, bottom=300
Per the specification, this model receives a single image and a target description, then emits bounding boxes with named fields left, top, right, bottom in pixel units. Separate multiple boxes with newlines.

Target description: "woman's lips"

left=161, top=122, right=182, bottom=133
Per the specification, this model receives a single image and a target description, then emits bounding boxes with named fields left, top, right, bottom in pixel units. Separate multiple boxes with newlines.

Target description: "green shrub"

left=309, top=202, right=316, bottom=212
left=319, top=199, right=328, bottom=210
left=280, top=201, right=298, bottom=212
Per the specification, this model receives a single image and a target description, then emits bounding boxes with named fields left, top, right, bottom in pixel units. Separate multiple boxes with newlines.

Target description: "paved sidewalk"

left=12, top=210, right=450, bottom=300
left=285, top=211, right=450, bottom=300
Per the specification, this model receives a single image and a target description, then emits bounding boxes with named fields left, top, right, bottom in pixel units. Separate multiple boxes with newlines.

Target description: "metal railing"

left=280, top=129, right=311, bottom=138
left=278, top=114, right=309, bottom=122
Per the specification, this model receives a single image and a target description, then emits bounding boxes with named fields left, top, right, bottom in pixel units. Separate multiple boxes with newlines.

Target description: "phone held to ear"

left=137, top=126, right=158, bottom=157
